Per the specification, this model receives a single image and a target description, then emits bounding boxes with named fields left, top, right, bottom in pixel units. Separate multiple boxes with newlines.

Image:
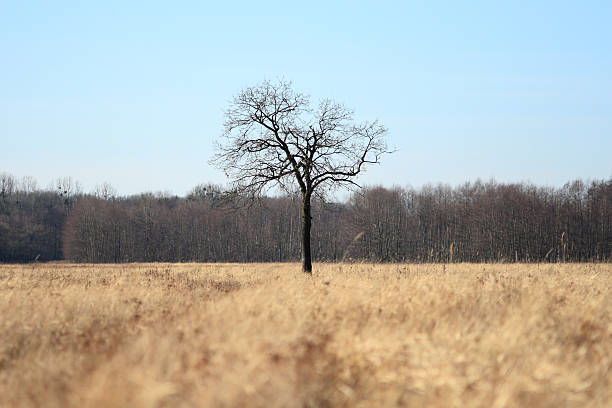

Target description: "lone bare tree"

left=212, top=79, right=389, bottom=273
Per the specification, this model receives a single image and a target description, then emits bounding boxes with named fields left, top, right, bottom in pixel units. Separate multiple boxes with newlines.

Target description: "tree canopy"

left=212, top=79, right=390, bottom=272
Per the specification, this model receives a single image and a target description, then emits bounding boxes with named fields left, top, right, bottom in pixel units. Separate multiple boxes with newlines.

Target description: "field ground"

left=1, top=262, right=611, bottom=407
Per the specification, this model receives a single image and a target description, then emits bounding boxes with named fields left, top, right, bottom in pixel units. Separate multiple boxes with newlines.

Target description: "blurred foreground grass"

left=1, top=262, right=611, bottom=407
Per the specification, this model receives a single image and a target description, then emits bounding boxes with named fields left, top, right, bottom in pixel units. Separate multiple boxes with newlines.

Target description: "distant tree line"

left=0, top=174, right=81, bottom=262
left=347, top=180, right=611, bottom=262
left=1, top=172, right=610, bottom=263
left=62, top=184, right=346, bottom=263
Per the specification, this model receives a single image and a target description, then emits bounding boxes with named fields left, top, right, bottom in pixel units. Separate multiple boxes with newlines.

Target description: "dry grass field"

left=1, top=262, right=611, bottom=407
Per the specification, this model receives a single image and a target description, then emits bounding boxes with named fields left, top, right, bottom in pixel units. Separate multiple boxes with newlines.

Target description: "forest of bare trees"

left=1, top=172, right=611, bottom=263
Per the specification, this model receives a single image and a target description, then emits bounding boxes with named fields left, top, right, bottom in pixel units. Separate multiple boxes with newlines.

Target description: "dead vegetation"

left=1, top=262, right=611, bottom=407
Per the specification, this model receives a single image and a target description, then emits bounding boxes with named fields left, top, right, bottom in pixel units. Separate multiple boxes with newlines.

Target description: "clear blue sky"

left=2, top=1, right=611, bottom=196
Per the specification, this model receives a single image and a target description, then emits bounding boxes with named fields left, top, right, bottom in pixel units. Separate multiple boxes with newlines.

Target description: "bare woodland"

left=1, top=172, right=611, bottom=264
left=2, top=80, right=609, bottom=266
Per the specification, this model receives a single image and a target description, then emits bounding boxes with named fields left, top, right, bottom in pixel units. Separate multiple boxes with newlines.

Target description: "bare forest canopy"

left=0, top=172, right=611, bottom=263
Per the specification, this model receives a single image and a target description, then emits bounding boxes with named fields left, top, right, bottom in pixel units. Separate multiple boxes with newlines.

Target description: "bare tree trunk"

left=301, top=192, right=313, bottom=274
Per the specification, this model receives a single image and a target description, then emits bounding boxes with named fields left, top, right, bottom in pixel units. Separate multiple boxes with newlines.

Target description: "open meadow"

left=1, top=262, right=611, bottom=407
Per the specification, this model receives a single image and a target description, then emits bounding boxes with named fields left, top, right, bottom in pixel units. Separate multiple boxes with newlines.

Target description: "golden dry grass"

left=1, top=262, right=611, bottom=407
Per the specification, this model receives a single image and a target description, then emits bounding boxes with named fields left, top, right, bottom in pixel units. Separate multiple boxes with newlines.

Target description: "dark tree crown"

left=212, top=79, right=390, bottom=199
